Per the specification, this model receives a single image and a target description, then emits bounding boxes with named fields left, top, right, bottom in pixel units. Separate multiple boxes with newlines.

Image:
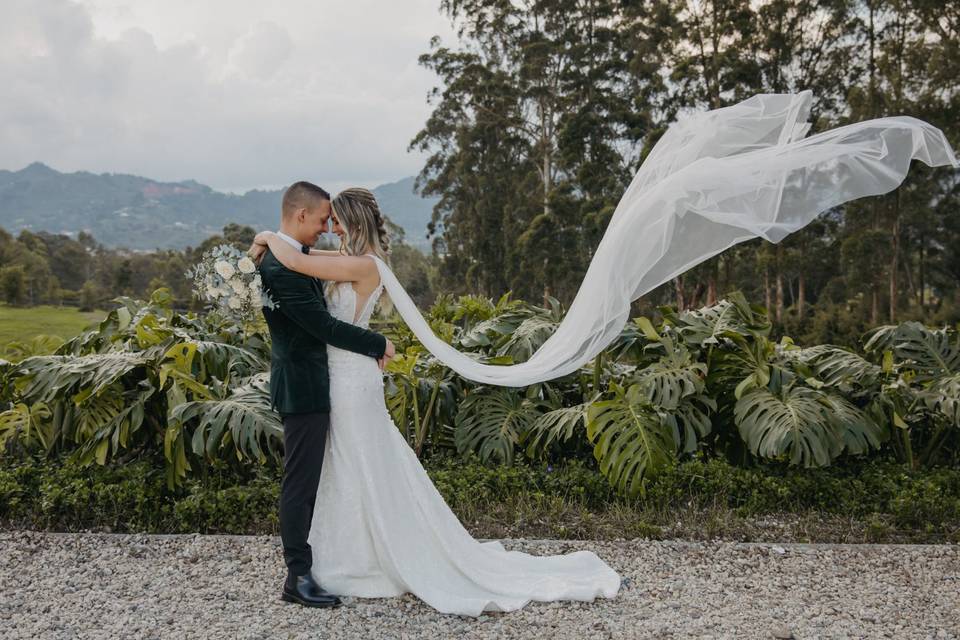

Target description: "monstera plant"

left=581, top=323, right=715, bottom=496
left=0, top=289, right=275, bottom=488
left=861, top=321, right=960, bottom=467
left=2, top=286, right=957, bottom=496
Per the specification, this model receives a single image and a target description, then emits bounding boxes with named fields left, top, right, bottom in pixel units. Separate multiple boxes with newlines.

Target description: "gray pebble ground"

left=1, top=531, right=957, bottom=639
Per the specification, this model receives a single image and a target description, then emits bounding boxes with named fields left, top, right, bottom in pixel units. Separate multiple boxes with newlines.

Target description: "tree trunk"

left=674, top=276, right=686, bottom=311
left=868, top=1, right=881, bottom=330
left=764, top=265, right=772, bottom=315
left=903, top=249, right=917, bottom=306
left=724, top=254, right=732, bottom=298
left=775, top=246, right=784, bottom=324
left=542, top=143, right=552, bottom=218
left=919, top=235, right=926, bottom=310
left=868, top=2, right=878, bottom=119
left=798, top=273, right=806, bottom=322
left=541, top=115, right=553, bottom=305
left=689, top=282, right=705, bottom=310
left=707, top=259, right=718, bottom=306
left=889, top=192, right=900, bottom=323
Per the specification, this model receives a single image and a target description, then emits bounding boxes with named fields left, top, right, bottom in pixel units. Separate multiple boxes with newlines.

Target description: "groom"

left=258, top=180, right=395, bottom=608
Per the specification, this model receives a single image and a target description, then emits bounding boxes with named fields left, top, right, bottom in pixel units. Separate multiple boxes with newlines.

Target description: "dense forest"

left=413, top=0, right=960, bottom=347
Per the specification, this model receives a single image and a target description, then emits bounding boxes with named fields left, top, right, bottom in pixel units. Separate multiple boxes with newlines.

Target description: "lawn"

left=0, top=305, right=104, bottom=345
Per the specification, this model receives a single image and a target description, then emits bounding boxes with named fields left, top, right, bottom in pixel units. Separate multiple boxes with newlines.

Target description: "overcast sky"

left=0, top=0, right=456, bottom=193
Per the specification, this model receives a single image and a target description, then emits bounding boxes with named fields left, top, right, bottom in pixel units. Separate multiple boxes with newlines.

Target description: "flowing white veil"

left=374, top=91, right=959, bottom=386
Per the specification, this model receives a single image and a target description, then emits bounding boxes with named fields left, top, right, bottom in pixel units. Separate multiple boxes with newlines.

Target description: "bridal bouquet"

left=189, top=244, right=268, bottom=316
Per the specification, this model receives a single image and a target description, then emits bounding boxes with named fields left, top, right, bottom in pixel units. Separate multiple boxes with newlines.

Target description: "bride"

left=250, top=91, right=958, bottom=616
left=250, top=187, right=622, bottom=617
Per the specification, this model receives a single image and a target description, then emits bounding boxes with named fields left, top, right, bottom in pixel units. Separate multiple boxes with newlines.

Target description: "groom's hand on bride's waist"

left=377, top=338, right=396, bottom=371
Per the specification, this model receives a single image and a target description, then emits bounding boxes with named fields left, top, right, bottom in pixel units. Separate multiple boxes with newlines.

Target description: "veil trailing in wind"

left=374, top=91, right=959, bottom=387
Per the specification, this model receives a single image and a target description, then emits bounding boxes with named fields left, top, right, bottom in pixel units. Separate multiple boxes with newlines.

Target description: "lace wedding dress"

left=306, top=273, right=621, bottom=616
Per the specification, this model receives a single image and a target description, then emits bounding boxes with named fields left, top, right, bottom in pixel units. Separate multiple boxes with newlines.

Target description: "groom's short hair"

left=282, top=181, right=331, bottom=218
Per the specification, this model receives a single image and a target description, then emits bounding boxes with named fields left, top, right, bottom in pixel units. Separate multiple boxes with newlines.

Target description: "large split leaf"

left=454, top=388, right=540, bottom=464
left=735, top=386, right=843, bottom=467
left=586, top=384, right=676, bottom=497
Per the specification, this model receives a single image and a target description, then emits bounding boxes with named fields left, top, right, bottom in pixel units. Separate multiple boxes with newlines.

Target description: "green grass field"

left=0, top=305, right=104, bottom=345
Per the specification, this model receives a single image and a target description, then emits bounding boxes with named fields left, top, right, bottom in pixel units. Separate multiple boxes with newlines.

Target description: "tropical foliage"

left=380, top=290, right=959, bottom=497
left=0, top=289, right=273, bottom=488
left=1, top=288, right=958, bottom=498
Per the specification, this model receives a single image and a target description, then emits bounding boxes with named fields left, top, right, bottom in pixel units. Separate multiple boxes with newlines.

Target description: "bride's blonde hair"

left=327, top=187, right=392, bottom=312
left=331, top=188, right=391, bottom=262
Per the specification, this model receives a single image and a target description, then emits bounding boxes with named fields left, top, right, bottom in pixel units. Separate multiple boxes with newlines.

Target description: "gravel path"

left=1, top=531, right=957, bottom=639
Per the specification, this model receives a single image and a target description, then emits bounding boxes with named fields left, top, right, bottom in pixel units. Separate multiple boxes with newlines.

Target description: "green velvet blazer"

left=258, top=248, right=386, bottom=415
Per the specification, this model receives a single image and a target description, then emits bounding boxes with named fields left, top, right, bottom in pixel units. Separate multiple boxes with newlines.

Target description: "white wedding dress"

left=306, top=274, right=621, bottom=616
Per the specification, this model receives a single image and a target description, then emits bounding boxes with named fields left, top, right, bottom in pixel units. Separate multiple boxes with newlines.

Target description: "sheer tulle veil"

left=374, top=91, right=959, bottom=387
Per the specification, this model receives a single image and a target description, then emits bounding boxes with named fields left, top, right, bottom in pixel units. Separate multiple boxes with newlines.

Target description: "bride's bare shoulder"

left=356, top=255, right=382, bottom=291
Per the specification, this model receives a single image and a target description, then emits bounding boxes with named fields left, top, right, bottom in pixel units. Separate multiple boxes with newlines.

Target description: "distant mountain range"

left=0, top=163, right=438, bottom=252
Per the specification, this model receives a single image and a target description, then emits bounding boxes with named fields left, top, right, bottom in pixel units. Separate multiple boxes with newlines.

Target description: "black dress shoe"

left=281, top=571, right=342, bottom=608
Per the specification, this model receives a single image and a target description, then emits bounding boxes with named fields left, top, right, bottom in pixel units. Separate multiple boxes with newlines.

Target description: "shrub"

left=4, top=454, right=958, bottom=536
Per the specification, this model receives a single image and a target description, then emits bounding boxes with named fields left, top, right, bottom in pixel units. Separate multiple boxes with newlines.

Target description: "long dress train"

left=307, top=278, right=621, bottom=617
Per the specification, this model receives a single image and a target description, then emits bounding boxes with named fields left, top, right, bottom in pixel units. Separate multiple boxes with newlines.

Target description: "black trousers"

left=279, top=411, right=329, bottom=577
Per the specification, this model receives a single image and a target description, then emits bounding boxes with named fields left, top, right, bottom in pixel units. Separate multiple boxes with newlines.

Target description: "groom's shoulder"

left=259, top=249, right=311, bottom=283
left=258, top=249, right=282, bottom=274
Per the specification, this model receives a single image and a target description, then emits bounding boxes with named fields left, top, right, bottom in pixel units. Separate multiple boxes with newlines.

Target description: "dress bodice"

left=325, top=273, right=384, bottom=329
left=327, top=282, right=383, bottom=396
left=326, top=282, right=383, bottom=329
left=324, top=268, right=386, bottom=385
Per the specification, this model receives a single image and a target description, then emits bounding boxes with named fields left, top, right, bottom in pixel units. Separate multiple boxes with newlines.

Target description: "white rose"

left=229, top=279, right=246, bottom=294
left=206, top=284, right=221, bottom=298
left=237, top=257, right=256, bottom=274
left=214, top=260, right=235, bottom=279
left=228, top=296, right=242, bottom=310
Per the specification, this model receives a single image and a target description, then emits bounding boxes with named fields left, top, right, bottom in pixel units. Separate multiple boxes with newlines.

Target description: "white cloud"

left=0, top=0, right=455, bottom=191
left=224, top=22, right=294, bottom=81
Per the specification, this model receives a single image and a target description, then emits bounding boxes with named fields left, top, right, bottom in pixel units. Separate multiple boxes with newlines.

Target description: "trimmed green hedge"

left=427, top=454, right=960, bottom=530
left=2, top=453, right=958, bottom=536
left=0, top=455, right=281, bottom=534
left=644, top=456, right=960, bottom=528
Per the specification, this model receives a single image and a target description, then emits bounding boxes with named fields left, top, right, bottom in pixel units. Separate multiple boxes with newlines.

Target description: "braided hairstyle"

left=327, top=187, right=393, bottom=312
left=330, top=187, right=390, bottom=261
left=372, top=204, right=390, bottom=256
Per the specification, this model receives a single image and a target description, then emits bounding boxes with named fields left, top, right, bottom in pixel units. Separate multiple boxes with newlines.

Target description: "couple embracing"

left=250, top=181, right=621, bottom=617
